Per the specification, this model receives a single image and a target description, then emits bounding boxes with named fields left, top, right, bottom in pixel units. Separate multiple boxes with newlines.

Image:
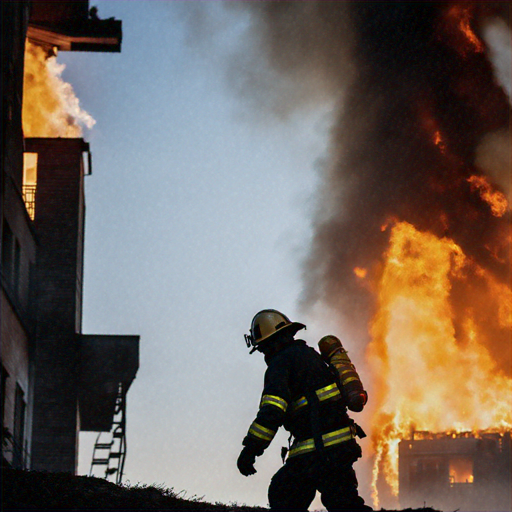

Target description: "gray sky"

left=56, top=1, right=370, bottom=508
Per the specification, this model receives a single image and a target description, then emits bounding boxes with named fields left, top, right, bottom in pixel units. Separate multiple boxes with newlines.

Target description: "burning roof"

left=398, top=429, right=511, bottom=511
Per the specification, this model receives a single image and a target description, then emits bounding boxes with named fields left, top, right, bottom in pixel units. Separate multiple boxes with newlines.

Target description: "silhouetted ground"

left=2, top=467, right=442, bottom=511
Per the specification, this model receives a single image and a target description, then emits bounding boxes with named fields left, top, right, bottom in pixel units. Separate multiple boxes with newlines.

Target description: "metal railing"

left=22, top=184, right=36, bottom=220
left=2, top=430, right=30, bottom=470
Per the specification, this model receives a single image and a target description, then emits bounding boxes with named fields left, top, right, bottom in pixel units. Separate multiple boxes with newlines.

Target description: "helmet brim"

left=249, top=321, right=306, bottom=353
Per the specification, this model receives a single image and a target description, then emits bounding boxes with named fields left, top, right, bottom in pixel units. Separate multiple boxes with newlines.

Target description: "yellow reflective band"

left=288, top=439, right=315, bottom=457
left=316, top=383, right=340, bottom=401
left=291, top=383, right=340, bottom=412
left=291, top=396, right=308, bottom=412
left=323, top=426, right=354, bottom=447
left=342, top=376, right=359, bottom=385
left=340, top=368, right=354, bottom=376
left=288, top=426, right=355, bottom=458
left=291, top=384, right=340, bottom=412
left=248, top=421, right=276, bottom=442
left=260, top=395, right=288, bottom=413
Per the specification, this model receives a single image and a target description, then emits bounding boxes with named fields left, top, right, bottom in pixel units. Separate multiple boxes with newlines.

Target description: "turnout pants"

left=268, top=440, right=372, bottom=511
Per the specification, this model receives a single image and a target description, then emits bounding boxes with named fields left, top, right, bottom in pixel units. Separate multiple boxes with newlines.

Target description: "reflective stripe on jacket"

left=289, top=383, right=341, bottom=413
left=287, top=425, right=356, bottom=458
left=242, top=340, right=351, bottom=455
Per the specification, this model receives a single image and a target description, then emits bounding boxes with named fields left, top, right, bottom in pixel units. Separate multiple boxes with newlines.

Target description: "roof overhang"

left=79, top=334, right=139, bottom=432
left=27, top=19, right=122, bottom=53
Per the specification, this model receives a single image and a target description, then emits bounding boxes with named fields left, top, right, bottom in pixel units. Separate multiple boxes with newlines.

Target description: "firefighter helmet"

left=244, top=309, right=306, bottom=354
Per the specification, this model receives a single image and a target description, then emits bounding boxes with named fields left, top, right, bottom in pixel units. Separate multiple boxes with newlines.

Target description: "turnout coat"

left=242, top=339, right=358, bottom=459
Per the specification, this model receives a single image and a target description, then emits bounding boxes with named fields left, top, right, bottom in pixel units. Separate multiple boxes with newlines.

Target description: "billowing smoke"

left=23, top=40, right=95, bottom=137
left=235, top=2, right=511, bottom=359
left=231, top=3, right=511, bottom=507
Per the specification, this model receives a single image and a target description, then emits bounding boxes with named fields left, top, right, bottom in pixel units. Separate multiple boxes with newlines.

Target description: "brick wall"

left=26, top=138, right=87, bottom=473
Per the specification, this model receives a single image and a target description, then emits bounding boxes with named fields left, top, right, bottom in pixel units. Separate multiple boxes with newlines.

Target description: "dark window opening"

left=13, top=239, right=21, bottom=295
left=2, top=220, right=14, bottom=284
left=1, top=365, right=11, bottom=465
left=409, top=457, right=446, bottom=489
left=12, top=384, right=26, bottom=469
left=1, top=365, right=8, bottom=432
left=1, top=220, right=22, bottom=301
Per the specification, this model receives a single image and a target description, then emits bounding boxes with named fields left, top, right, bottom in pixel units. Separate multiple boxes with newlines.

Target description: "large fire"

left=23, top=40, right=95, bottom=137
left=366, top=220, right=511, bottom=507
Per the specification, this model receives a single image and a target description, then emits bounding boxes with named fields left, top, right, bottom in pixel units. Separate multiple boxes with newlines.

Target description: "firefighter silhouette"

left=238, top=309, right=372, bottom=511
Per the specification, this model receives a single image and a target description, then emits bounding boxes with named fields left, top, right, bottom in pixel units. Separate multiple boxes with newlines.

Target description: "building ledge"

left=79, top=334, right=139, bottom=432
left=27, top=18, right=122, bottom=53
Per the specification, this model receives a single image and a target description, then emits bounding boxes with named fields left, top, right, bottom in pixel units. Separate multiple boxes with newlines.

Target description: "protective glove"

left=237, top=447, right=257, bottom=476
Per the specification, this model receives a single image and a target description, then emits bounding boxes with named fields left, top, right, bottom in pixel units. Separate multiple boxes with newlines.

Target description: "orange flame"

left=354, top=267, right=367, bottom=279
left=468, top=175, right=509, bottom=217
left=443, top=5, right=485, bottom=57
left=433, top=130, right=447, bottom=154
left=23, top=40, right=95, bottom=137
left=456, top=8, right=484, bottom=54
left=367, top=220, right=512, bottom=508
left=418, top=108, right=450, bottom=157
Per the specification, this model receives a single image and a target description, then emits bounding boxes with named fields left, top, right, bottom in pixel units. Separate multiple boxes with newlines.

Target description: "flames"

left=468, top=175, right=509, bottom=217
left=366, top=220, right=512, bottom=507
left=442, top=4, right=485, bottom=57
left=354, top=267, right=368, bottom=279
left=23, top=40, right=95, bottom=137
left=358, top=6, right=511, bottom=507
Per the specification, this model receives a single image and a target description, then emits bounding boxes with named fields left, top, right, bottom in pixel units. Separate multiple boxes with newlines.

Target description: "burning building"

left=1, top=0, right=139, bottom=482
left=235, top=2, right=511, bottom=510
left=398, top=430, right=511, bottom=511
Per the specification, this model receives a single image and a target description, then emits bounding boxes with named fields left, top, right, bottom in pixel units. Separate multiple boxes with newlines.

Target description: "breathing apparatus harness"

left=280, top=336, right=368, bottom=464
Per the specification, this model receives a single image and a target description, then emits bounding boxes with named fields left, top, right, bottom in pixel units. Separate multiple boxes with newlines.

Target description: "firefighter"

left=237, top=309, right=372, bottom=511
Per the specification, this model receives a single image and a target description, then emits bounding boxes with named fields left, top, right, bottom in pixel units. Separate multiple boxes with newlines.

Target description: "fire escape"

left=89, top=384, right=127, bottom=484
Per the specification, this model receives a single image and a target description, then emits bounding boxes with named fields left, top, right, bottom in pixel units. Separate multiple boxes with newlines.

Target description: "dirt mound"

left=1, top=467, right=267, bottom=511
left=1, top=467, right=441, bottom=511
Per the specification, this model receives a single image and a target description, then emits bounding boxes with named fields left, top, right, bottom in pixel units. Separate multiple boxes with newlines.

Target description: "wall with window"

left=1, top=289, right=30, bottom=468
left=0, top=0, right=33, bottom=471
left=1, top=176, right=37, bottom=470
left=1, top=211, right=35, bottom=317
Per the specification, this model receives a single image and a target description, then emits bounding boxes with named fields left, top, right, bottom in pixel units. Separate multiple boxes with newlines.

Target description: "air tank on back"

left=318, top=335, right=368, bottom=412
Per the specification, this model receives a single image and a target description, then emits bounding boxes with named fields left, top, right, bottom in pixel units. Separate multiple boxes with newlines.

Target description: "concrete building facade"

left=1, top=0, right=139, bottom=477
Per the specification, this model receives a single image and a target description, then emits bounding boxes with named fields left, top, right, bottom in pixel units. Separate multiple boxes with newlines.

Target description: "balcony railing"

left=2, top=429, right=29, bottom=470
left=22, top=185, right=36, bottom=220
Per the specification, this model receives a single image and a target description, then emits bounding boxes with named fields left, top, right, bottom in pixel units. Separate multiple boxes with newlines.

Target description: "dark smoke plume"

left=236, top=2, right=511, bottom=367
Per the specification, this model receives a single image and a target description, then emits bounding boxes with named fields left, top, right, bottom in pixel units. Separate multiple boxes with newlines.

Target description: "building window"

left=23, top=152, right=38, bottom=220
left=12, top=384, right=26, bottom=469
left=13, top=239, right=21, bottom=296
left=449, top=457, right=474, bottom=485
left=1, top=366, right=11, bottom=465
left=1, top=365, right=8, bottom=432
left=2, top=220, right=14, bottom=284
left=410, top=457, right=446, bottom=489
left=1, top=220, right=21, bottom=298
